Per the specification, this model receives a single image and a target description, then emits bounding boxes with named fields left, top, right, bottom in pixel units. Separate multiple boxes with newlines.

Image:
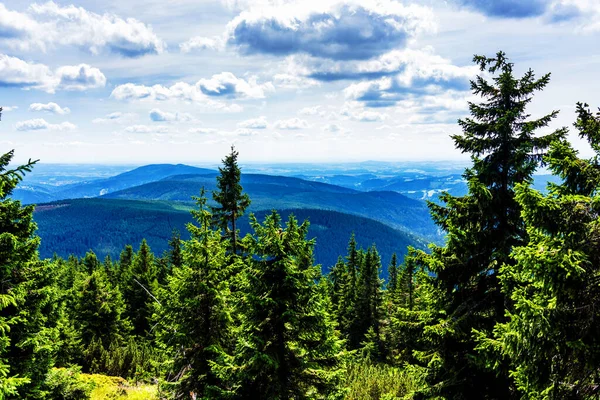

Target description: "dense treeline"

left=2, top=51, right=600, bottom=399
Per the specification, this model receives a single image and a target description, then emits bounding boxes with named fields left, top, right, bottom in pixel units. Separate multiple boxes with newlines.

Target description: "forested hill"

left=33, top=198, right=422, bottom=273
left=102, top=173, right=437, bottom=239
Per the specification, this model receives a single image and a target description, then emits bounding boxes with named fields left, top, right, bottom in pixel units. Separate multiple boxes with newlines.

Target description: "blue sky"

left=0, top=0, right=599, bottom=164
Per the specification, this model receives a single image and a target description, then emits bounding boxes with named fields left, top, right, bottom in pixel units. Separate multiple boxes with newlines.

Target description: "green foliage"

left=211, top=145, right=251, bottom=254
left=158, top=191, right=234, bottom=398
left=45, top=367, right=94, bottom=400
left=484, top=103, right=600, bottom=399
left=342, top=361, right=422, bottom=400
left=413, top=51, right=567, bottom=398
left=232, top=211, right=343, bottom=399
left=124, top=240, right=157, bottom=337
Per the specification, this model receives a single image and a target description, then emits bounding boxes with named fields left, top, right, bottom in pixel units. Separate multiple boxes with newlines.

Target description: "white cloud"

left=274, top=117, right=310, bottom=130
left=0, top=1, right=165, bottom=56
left=225, top=0, right=435, bottom=60
left=15, top=118, right=76, bottom=131
left=180, top=36, right=224, bottom=53
left=149, top=108, right=196, bottom=122
left=125, top=124, right=170, bottom=133
left=197, top=72, right=274, bottom=99
left=92, top=112, right=138, bottom=124
left=2, top=106, right=19, bottom=112
left=298, top=106, right=325, bottom=116
left=29, top=102, right=70, bottom=114
left=0, top=54, right=106, bottom=93
left=55, top=64, right=107, bottom=91
left=111, top=73, right=271, bottom=110
left=238, top=116, right=268, bottom=129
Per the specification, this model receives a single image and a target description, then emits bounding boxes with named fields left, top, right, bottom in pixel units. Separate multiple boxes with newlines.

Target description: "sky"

left=0, top=0, right=599, bottom=164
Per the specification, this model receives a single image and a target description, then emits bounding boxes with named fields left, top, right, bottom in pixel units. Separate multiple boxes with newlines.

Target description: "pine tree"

left=158, top=191, right=233, bottom=398
left=387, top=253, right=398, bottom=294
left=354, top=246, right=382, bottom=355
left=328, top=256, right=347, bottom=320
left=417, top=51, right=567, bottom=398
left=233, top=212, right=343, bottom=399
left=340, top=235, right=360, bottom=348
left=124, top=240, right=157, bottom=336
left=211, top=145, right=251, bottom=255
left=483, top=103, right=600, bottom=398
left=75, top=267, right=130, bottom=349
left=0, top=150, right=62, bottom=398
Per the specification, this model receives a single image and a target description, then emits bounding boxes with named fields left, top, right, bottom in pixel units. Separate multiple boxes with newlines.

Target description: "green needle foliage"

left=158, top=190, right=234, bottom=399
left=212, top=145, right=251, bottom=255
left=232, top=211, right=343, bottom=399
left=484, top=103, right=600, bottom=399
left=417, top=51, right=567, bottom=398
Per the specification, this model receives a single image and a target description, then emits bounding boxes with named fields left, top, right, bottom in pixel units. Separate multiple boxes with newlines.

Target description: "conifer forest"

left=2, top=49, right=600, bottom=399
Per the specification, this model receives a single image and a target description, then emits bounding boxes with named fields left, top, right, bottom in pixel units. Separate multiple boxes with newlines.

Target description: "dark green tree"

left=354, top=246, right=382, bottom=354
left=481, top=103, right=600, bottom=398
left=233, top=212, right=343, bottom=399
left=0, top=150, right=62, bottom=398
left=417, top=51, right=567, bottom=398
left=158, top=191, right=233, bottom=398
left=168, top=230, right=183, bottom=269
left=124, top=240, right=157, bottom=336
left=211, top=145, right=251, bottom=255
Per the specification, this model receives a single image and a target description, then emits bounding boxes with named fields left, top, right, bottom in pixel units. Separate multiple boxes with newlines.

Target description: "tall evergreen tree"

left=0, top=150, right=62, bottom=398
left=211, top=145, right=250, bottom=255
left=417, top=51, right=566, bottom=398
left=159, top=191, right=233, bottom=398
left=354, top=246, right=382, bottom=352
left=124, top=240, right=157, bottom=336
left=482, top=103, right=600, bottom=398
left=233, top=212, right=343, bottom=399
left=340, top=235, right=360, bottom=348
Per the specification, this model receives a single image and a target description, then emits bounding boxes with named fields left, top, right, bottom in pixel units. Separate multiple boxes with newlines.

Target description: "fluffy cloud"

left=180, top=36, right=224, bottom=53
left=111, top=73, right=271, bottom=109
left=342, top=50, right=476, bottom=108
left=0, top=2, right=165, bottom=56
left=0, top=54, right=106, bottom=93
left=298, top=48, right=477, bottom=83
left=55, top=64, right=107, bottom=91
left=149, top=108, right=196, bottom=122
left=15, top=118, right=76, bottom=131
left=238, top=116, right=268, bottom=129
left=225, top=0, right=435, bottom=60
left=274, top=117, right=310, bottom=130
left=29, top=102, right=70, bottom=114
left=198, top=72, right=274, bottom=98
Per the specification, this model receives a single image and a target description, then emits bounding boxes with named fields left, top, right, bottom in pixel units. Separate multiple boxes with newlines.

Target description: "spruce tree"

left=354, top=246, right=382, bottom=354
left=158, top=191, right=233, bottom=398
left=233, top=212, right=342, bottom=399
left=484, top=103, right=600, bottom=398
left=74, top=267, right=131, bottom=372
left=0, top=150, right=62, bottom=398
left=340, top=234, right=360, bottom=348
left=212, top=145, right=250, bottom=255
left=418, top=51, right=566, bottom=398
left=124, top=239, right=157, bottom=336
